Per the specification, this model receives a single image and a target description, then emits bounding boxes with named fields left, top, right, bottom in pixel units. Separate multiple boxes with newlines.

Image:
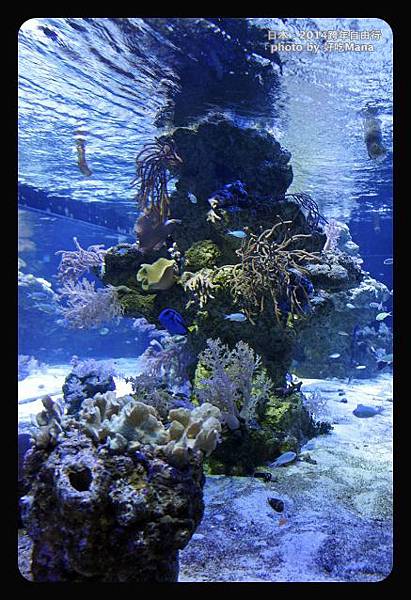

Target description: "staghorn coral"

left=56, top=237, right=106, bottom=283
left=57, top=278, right=124, bottom=329
left=131, top=137, right=182, bottom=219
left=194, top=338, right=272, bottom=430
left=136, top=257, right=177, bottom=292
left=230, top=219, right=321, bottom=324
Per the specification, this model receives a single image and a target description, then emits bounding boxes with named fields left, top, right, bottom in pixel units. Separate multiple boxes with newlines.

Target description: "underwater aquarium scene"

left=18, top=17, right=393, bottom=583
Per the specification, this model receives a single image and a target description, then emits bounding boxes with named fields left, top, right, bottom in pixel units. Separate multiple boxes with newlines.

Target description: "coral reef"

left=292, top=274, right=392, bottom=378
left=21, top=388, right=223, bottom=582
left=52, top=109, right=391, bottom=471
left=192, top=339, right=330, bottom=475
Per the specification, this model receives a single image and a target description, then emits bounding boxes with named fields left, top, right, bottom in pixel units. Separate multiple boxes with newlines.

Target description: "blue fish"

left=352, top=404, right=384, bottom=418
left=158, top=309, right=188, bottom=335
left=227, top=229, right=247, bottom=239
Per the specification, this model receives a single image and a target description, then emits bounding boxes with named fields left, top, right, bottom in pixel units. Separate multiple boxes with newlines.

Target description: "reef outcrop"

left=21, top=394, right=222, bottom=582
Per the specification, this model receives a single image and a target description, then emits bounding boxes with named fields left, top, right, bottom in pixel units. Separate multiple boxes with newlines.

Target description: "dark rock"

left=165, top=115, right=293, bottom=203
left=267, top=497, right=284, bottom=512
left=21, top=431, right=205, bottom=582
left=62, top=372, right=116, bottom=414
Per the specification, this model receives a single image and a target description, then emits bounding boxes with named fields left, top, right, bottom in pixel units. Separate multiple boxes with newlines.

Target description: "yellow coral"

left=136, top=257, right=176, bottom=292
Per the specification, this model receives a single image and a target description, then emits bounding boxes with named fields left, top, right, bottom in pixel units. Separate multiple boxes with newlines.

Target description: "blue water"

left=18, top=17, right=393, bottom=361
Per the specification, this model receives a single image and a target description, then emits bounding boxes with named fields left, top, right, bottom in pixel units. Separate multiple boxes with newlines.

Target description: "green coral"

left=204, top=392, right=322, bottom=475
left=136, top=258, right=177, bottom=292
left=118, top=290, right=157, bottom=320
left=185, top=240, right=222, bottom=271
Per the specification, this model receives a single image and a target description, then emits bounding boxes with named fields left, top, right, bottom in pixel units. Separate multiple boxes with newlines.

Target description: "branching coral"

left=181, top=269, right=216, bottom=309
left=57, top=278, right=124, bottom=329
left=194, top=338, right=272, bottom=430
left=230, top=220, right=321, bottom=324
left=322, top=218, right=342, bottom=252
left=285, top=192, right=328, bottom=231
left=131, top=137, right=182, bottom=218
left=56, top=237, right=106, bottom=283
left=302, top=388, right=330, bottom=423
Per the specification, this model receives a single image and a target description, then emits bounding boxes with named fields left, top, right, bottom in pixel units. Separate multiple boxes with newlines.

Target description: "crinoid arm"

left=132, top=137, right=182, bottom=218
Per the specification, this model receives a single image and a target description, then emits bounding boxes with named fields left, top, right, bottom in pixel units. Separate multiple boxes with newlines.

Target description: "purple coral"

left=57, top=278, right=123, bottom=329
left=195, top=339, right=271, bottom=429
left=56, top=237, right=106, bottom=283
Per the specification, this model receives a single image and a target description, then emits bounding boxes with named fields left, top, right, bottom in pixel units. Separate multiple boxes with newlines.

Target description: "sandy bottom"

left=179, top=374, right=393, bottom=582
left=18, top=366, right=393, bottom=583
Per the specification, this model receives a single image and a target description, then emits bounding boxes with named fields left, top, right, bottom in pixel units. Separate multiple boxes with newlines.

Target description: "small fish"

left=355, top=365, right=367, bottom=370
left=188, top=193, right=197, bottom=204
left=36, top=303, right=57, bottom=314
left=329, top=353, right=341, bottom=359
left=346, top=303, right=356, bottom=309
left=383, top=258, right=393, bottom=265
left=377, top=360, right=393, bottom=371
left=99, top=327, right=109, bottom=335
left=224, top=312, right=247, bottom=322
left=337, top=331, right=349, bottom=336
left=369, top=302, right=383, bottom=309
left=269, top=451, right=297, bottom=467
left=158, top=308, right=188, bottom=335
left=227, top=229, right=247, bottom=239
left=30, top=292, right=49, bottom=300
left=376, top=312, right=391, bottom=321
left=353, top=404, right=384, bottom=418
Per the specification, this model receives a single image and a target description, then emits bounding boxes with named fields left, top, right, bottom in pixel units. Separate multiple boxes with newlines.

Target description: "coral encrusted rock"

left=20, top=395, right=223, bottom=582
